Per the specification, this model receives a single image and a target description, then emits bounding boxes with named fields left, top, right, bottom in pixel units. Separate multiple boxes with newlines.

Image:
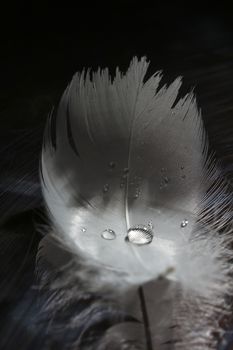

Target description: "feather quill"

left=40, top=57, right=233, bottom=349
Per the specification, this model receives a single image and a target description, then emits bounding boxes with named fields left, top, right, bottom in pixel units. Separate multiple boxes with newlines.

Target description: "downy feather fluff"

left=40, top=57, right=233, bottom=349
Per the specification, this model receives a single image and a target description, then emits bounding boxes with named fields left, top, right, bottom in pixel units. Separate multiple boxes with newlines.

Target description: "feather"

left=41, top=57, right=233, bottom=348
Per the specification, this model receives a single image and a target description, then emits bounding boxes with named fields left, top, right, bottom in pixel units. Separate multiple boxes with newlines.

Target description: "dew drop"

left=181, top=219, right=188, bottom=228
left=126, top=225, right=153, bottom=245
left=148, top=221, right=153, bottom=229
left=164, top=176, right=169, bottom=184
left=121, top=340, right=142, bottom=350
left=108, top=161, right=116, bottom=169
left=103, top=184, right=109, bottom=193
left=133, top=188, right=141, bottom=199
left=81, top=227, right=87, bottom=233
left=101, top=229, right=116, bottom=240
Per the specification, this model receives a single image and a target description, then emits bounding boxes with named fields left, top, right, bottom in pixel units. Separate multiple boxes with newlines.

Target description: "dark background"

left=1, top=2, right=233, bottom=164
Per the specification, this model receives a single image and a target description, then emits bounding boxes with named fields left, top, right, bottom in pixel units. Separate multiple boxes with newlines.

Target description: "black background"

left=1, top=1, right=233, bottom=131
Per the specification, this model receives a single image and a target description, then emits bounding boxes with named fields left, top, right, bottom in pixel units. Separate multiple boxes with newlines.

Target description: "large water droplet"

left=103, top=184, right=109, bottom=193
left=126, top=225, right=153, bottom=245
left=101, top=229, right=116, bottom=240
left=181, top=219, right=188, bottom=228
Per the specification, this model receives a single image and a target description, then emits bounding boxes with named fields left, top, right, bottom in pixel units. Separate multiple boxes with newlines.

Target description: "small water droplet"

left=180, top=165, right=184, bottom=170
left=181, top=219, right=188, bottom=228
left=181, top=174, right=186, bottom=179
left=81, top=227, right=86, bottom=233
left=108, top=161, right=116, bottom=169
left=164, top=176, right=169, bottom=184
left=121, top=341, right=142, bottom=350
left=148, top=221, right=153, bottom=229
left=101, top=229, right=116, bottom=240
left=126, top=225, right=153, bottom=245
left=103, top=184, right=109, bottom=193
left=123, top=167, right=129, bottom=174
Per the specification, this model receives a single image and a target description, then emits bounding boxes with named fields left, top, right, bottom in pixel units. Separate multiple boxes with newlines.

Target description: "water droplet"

left=133, top=188, right=141, bottom=199
left=121, top=341, right=142, bottom=350
left=181, top=219, right=188, bottom=228
left=101, top=229, right=116, bottom=240
left=148, top=221, right=153, bottom=229
left=180, top=165, right=184, bottom=170
left=126, top=225, right=153, bottom=245
left=81, top=227, right=86, bottom=233
left=123, top=167, right=129, bottom=174
left=164, top=176, right=169, bottom=184
left=108, top=161, right=116, bottom=169
left=120, top=182, right=125, bottom=188
left=103, top=184, right=109, bottom=193
left=181, top=174, right=186, bottom=179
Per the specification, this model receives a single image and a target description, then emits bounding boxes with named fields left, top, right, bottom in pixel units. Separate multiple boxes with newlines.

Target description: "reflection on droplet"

left=181, top=219, right=188, bottom=228
left=101, top=229, right=116, bottom=240
left=126, top=225, right=153, bottom=245
left=103, top=184, right=109, bottom=193
left=81, top=227, right=86, bottom=233
left=108, top=161, right=116, bottom=169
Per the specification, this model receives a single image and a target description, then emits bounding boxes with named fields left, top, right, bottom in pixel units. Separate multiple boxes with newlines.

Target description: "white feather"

left=40, top=57, right=233, bottom=348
